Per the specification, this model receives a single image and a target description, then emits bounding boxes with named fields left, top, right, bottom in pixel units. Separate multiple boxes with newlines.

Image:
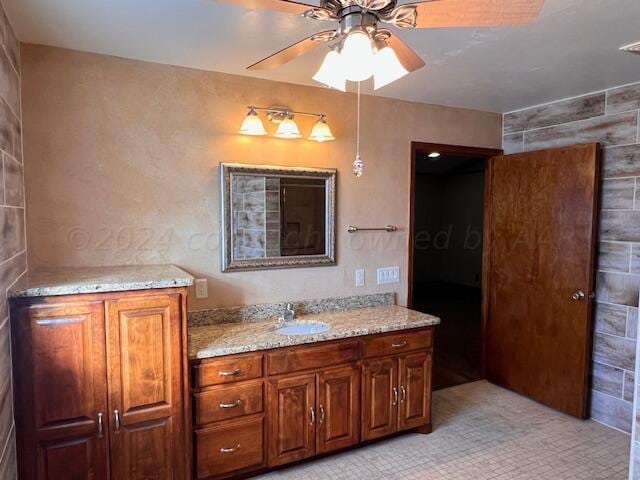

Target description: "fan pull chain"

left=353, top=81, right=363, bottom=177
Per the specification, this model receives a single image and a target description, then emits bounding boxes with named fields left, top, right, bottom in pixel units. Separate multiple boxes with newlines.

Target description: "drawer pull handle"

left=400, top=385, right=406, bottom=404
left=319, top=405, right=325, bottom=424
left=392, top=387, right=398, bottom=406
left=310, top=407, right=316, bottom=425
left=219, top=399, right=242, bottom=409
left=220, top=444, right=240, bottom=453
left=219, top=368, right=241, bottom=377
left=392, top=341, right=407, bottom=348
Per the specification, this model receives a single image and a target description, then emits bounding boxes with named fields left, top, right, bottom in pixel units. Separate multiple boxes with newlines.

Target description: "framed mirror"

left=220, top=163, right=336, bottom=272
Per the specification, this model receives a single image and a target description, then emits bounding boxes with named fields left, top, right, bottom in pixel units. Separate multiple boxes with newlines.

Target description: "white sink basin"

left=275, top=321, right=330, bottom=335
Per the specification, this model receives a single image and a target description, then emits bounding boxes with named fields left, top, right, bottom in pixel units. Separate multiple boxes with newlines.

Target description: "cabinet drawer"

left=193, top=353, right=263, bottom=387
left=361, top=329, right=433, bottom=358
left=194, top=380, right=264, bottom=425
left=267, top=339, right=359, bottom=375
left=195, top=416, right=265, bottom=479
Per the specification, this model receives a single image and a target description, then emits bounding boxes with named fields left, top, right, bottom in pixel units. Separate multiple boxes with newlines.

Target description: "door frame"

left=408, top=142, right=503, bottom=378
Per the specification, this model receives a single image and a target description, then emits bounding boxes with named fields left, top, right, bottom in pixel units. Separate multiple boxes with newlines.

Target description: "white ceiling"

left=4, top=0, right=640, bottom=112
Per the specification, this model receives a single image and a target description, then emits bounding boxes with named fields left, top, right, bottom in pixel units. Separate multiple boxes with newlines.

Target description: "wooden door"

left=317, top=365, right=360, bottom=454
left=485, top=144, right=600, bottom=418
left=267, top=373, right=316, bottom=467
left=361, top=358, right=398, bottom=441
left=11, top=301, right=109, bottom=480
left=106, top=294, right=185, bottom=479
left=398, top=352, right=432, bottom=431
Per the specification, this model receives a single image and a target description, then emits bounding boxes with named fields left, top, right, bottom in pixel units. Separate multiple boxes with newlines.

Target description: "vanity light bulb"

left=309, top=117, right=335, bottom=143
left=239, top=108, right=267, bottom=136
left=274, top=117, right=302, bottom=139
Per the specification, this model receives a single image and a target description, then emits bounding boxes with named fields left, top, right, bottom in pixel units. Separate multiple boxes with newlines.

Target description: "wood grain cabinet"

left=192, top=327, right=434, bottom=479
left=11, top=288, right=190, bottom=480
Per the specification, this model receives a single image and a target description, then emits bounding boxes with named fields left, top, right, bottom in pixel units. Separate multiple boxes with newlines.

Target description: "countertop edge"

left=10, top=278, right=194, bottom=298
left=8, top=264, right=194, bottom=298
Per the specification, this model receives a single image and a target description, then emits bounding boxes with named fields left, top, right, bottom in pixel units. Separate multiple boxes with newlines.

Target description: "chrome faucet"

left=282, top=303, right=295, bottom=323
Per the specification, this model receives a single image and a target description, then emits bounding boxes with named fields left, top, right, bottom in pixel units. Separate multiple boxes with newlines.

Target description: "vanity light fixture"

left=428, top=152, right=441, bottom=158
left=240, top=106, right=335, bottom=142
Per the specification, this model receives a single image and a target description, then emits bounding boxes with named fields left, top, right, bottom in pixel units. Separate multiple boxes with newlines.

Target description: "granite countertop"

left=189, top=305, right=440, bottom=359
left=9, top=264, right=194, bottom=298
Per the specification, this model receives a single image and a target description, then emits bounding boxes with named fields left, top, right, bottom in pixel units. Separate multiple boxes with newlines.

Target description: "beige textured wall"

left=21, top=44, right=501, bottom=310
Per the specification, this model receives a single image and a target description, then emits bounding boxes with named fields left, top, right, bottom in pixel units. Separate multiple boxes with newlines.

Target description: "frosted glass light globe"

left=341, top=31, right=374, bottom=82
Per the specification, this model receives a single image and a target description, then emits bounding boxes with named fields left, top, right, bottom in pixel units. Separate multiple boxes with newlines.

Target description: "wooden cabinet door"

left=12, top=301, right=109, bottom=480
left=317, top=365, right=360, bottom=454
left=106, top=294, right=185, bottom=480
left=398, top=352, right=432, bottom=431
left=267, top=373, right=316, bottom=467
left=361, top=358, right=397, bottom=441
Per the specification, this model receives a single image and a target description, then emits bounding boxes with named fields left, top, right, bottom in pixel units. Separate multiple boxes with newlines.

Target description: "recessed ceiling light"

left=428, top=152, right=441, bottom=158
left=620, top=41, right=640, bottom=55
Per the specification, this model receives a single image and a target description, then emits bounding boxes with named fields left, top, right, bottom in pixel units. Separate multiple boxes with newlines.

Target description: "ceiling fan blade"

left=380, top=31, right=426, bottom=72
left=212, top=0, right=316, bottom=15
left=406, top=0, right=545, bottom=28
left=247, top=30, right=336, bottom=70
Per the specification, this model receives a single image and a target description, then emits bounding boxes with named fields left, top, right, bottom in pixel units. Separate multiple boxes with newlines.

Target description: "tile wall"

left=503, top=82, right=640, bottom=434
left=0, top=1, right=23, bottom=478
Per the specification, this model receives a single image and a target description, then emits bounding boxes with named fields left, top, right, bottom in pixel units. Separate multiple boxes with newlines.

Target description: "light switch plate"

left=195, top=278, right=208, bottom=299
left=355, top=269, right=365, bottom=287
left=377, top=266, right=400, bottom=285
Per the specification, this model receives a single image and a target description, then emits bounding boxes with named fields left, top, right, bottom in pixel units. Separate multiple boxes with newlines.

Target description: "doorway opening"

left=409, top=142, right=502, bottom=390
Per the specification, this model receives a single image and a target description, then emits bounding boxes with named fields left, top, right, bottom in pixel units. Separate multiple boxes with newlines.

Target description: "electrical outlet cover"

left=195, top=278, right=208, bottom=299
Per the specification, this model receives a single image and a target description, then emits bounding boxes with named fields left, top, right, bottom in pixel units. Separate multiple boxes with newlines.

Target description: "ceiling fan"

left=213, top=0, right=545, bottom=90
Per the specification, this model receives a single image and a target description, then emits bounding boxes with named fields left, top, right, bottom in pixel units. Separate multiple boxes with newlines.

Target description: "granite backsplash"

left=188, top=292, right=395, bottom=327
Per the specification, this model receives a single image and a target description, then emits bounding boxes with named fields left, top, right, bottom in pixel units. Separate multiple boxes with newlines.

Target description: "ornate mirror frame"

left=220, top=163, right=337, bottom=272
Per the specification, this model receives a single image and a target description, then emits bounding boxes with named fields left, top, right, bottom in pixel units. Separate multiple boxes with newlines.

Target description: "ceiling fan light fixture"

left=340, top=30, right=375, bottom=82
left=239, top=108, right=268, bottom=136
left=309, top=116, right=335, bottom=142
left=313, top=50, right=347, bottom=91
left=373, top=45, right=409, bottom=90
left=274, top=116, right=302, bottom=139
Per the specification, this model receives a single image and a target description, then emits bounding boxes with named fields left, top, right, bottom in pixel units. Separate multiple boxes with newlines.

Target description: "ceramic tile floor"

left=256, top=381, right=630, bottom=480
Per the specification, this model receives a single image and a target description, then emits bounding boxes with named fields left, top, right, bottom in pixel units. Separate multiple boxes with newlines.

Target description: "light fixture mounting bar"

left=249, top=106, right=326, bottom=120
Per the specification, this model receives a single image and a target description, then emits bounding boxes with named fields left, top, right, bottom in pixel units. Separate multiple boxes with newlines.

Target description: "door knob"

left=571, top=291, right=585, bottom=301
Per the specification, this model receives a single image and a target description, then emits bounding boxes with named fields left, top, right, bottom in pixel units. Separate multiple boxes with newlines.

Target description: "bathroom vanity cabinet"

left=191, top=326, right=434, bottom=479
left=10, top=287, right=191, bottom=480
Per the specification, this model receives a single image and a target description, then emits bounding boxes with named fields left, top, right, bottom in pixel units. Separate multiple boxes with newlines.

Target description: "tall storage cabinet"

left=10, top=288, right=190, bottom=480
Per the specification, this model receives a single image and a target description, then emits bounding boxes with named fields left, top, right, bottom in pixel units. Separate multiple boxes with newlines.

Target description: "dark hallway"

left=410, top=149, right=485, bottom=390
